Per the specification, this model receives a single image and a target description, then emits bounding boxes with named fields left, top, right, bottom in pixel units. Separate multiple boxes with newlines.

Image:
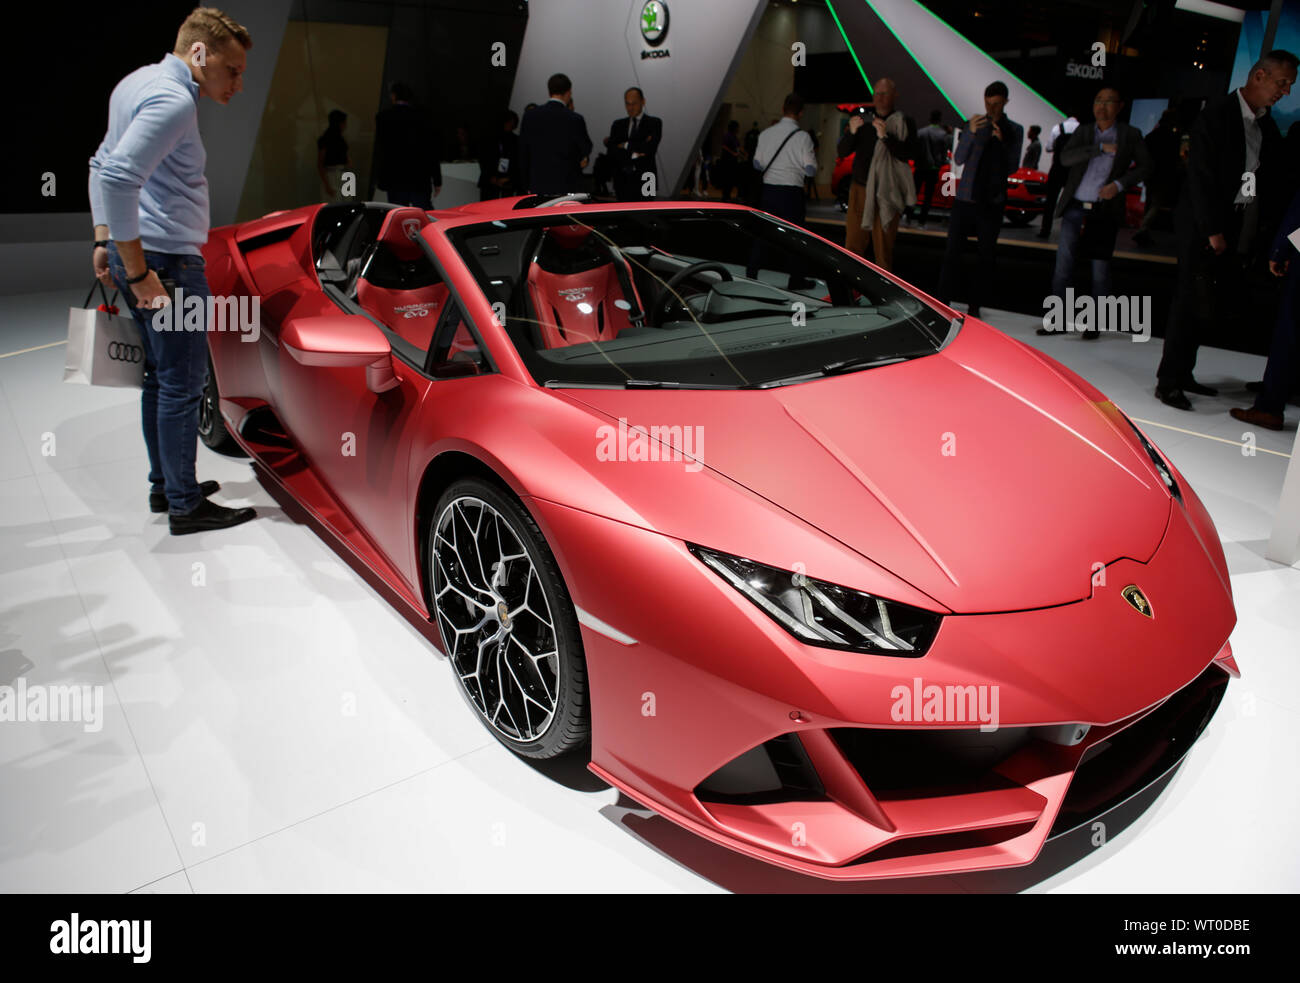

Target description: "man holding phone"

left=89, top=7, right=257, bottom=534
left=836, top=78, right=916, bottom=266
left=936, top=81, right=1024, bottom=318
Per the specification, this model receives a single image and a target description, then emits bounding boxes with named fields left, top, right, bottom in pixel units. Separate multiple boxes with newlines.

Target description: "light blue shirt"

left=88, top=53, right=208, bottom=255
left=1075, top=123, right=1117, bottom=203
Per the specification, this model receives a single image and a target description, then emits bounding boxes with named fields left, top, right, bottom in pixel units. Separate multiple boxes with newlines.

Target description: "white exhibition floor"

left=1, top=287, right=1297, bottom=894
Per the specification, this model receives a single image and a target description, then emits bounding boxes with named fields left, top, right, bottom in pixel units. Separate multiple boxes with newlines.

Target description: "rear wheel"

left=429, top=478, right=589, bottom=759
left=198, top=357, right=241, bottom=454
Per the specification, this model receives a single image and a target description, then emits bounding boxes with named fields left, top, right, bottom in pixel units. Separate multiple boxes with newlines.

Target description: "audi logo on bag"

left=107, top=341, right=144, bottom=363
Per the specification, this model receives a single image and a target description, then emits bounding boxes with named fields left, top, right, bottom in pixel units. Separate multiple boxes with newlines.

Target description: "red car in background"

left=831, top=105, right=1143, bottom=228
left=832, top=147, right=1049, bottom=226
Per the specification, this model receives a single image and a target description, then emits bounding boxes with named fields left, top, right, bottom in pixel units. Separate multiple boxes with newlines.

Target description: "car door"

left=273, top=237, right=447, bottom=594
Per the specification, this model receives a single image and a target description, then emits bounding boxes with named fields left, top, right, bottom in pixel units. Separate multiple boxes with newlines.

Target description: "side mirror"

left=281, top=314, right=400, bottom=393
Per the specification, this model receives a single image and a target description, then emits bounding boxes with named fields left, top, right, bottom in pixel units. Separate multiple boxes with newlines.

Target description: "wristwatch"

left=125, top=267, right=152, bottom=285
left=92, top=239, right=109, bottom=250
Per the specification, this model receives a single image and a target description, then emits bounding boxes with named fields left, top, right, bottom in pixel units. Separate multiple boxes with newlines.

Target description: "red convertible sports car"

left=200, top=194, right=1237, bottom=881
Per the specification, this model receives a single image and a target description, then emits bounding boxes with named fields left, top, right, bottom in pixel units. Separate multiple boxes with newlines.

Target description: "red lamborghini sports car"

left=200, top=194, right=1237, bottom=881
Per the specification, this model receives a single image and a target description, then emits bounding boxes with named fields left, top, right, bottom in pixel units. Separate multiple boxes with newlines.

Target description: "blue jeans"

left=106, top=244, right=211, bottom=514
left=1051, top=200, right=1113, bottom=302
left=1258, top=264, right=1300, bottom=417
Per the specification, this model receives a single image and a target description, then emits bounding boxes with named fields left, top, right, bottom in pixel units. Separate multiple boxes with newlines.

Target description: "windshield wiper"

left=540, top=379, right=736, bottom=389
left=819, top=354, right=910, bottom=376
left=743, top=354, right=913, bottom=390
left=623, top=378, right=734, bottom=389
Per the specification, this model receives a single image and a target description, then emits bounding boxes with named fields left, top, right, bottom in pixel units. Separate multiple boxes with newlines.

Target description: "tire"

left=429, top=478, right=589, bottom=759
left=198, top=357, right=242, bottom=454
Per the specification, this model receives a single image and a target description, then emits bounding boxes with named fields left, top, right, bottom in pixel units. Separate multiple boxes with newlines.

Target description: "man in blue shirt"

left=89, top=7, right=256, bottom=535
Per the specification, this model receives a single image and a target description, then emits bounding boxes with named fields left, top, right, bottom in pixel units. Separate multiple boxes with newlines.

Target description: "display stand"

left=1266, top=424, right=1300, bottom=567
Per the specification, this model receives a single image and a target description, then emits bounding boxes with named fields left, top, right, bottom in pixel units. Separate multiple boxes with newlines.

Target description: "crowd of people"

left=742, top=55, right=1300, bottom=429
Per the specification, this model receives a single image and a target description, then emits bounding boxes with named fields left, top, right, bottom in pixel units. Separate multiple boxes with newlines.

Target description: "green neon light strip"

left=867, top=0, right=1066, bottom=118
left=825, top=0, right=873, bottom=95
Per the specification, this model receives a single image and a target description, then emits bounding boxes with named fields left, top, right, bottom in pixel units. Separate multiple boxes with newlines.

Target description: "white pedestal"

left=1266, top=425, right=1300, bottom=567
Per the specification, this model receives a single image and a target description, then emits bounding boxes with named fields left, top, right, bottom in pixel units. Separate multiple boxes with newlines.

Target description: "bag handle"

left=83, top=279, right=120, bottom=311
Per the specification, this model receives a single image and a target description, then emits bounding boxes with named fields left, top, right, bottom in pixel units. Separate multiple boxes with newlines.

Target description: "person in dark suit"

left=1155, top=50, right=1298, bottom=410
left=1231, top=187, right=1300, bottom=430
left=605, top=86, right=662, bottom=201
left=478, top=109, right=520, bottom=200
left=518, top=73, right=593, bottom=196
left=936, top=81, right=1024, bottom=318
left=1022, top=124, right=1042, bottom=170
left=1040, top=87, right=1151, bottom=339
left=373, top=82, right=441, bottom=209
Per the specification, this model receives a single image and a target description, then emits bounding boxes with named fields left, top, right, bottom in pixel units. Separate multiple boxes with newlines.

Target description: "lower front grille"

left=831, top=725, right=1034, bottom=796
left=1048, top=663, right=1229, bottom=837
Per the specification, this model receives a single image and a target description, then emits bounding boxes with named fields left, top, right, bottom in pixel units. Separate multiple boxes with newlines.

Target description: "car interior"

left=312, top=203, right=484, bottom=375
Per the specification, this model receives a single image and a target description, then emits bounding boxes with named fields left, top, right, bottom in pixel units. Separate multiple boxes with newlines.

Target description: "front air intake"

left=695, top=733, right=825, bottom=805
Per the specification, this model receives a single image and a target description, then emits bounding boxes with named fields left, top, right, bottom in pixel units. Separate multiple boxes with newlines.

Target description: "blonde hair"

left=175, top=7, right=253, bottom=56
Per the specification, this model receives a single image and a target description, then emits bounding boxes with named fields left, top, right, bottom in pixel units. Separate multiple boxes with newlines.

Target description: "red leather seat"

left=525, top=225, right=644, bottom=349
left=356, top=207, right=448, bottom=351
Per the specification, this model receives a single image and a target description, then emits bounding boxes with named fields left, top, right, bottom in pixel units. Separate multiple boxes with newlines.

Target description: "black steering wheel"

left=651, top=261, right=734, bottom=327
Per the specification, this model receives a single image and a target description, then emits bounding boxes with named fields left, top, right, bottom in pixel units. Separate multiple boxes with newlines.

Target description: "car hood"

left=562, top=323, right=1172, bottom=613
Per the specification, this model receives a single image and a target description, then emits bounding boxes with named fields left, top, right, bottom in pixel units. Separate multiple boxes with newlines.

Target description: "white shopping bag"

left=63, top=282, right=145, bottom=389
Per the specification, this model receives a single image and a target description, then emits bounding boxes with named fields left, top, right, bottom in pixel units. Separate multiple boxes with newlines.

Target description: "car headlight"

left=1121, top=414, right=1182, bottom=504
left=688, top=545, right=941, bottom=656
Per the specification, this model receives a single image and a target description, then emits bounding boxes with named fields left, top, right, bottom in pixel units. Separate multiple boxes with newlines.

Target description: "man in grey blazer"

left=1041, top=87, right=1151, bottom=339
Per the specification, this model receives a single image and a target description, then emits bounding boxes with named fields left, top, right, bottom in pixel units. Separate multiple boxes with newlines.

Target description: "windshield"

left=447, top=207, right=956, bottom=389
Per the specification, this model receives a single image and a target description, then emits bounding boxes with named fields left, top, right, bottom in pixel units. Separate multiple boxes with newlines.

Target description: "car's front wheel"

left=429, top=478, right=589, bottom=759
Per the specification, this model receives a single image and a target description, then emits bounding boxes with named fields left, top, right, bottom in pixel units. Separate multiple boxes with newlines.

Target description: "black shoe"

left=1035, top=327, right=1056, bottom=336
left=1080, top=329, right=1100, bottom=340
left=169, top=498, right=256, bottom=536
left=150, top=480, right=220, bottom=514
left=1182, top=378, right=1218, bottom=397
left=1132, top=231, right=1154, bottom=247
left=1035, top=230, right=1051, bottom=240
left=1155, top=386, right=1193, bottom=411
